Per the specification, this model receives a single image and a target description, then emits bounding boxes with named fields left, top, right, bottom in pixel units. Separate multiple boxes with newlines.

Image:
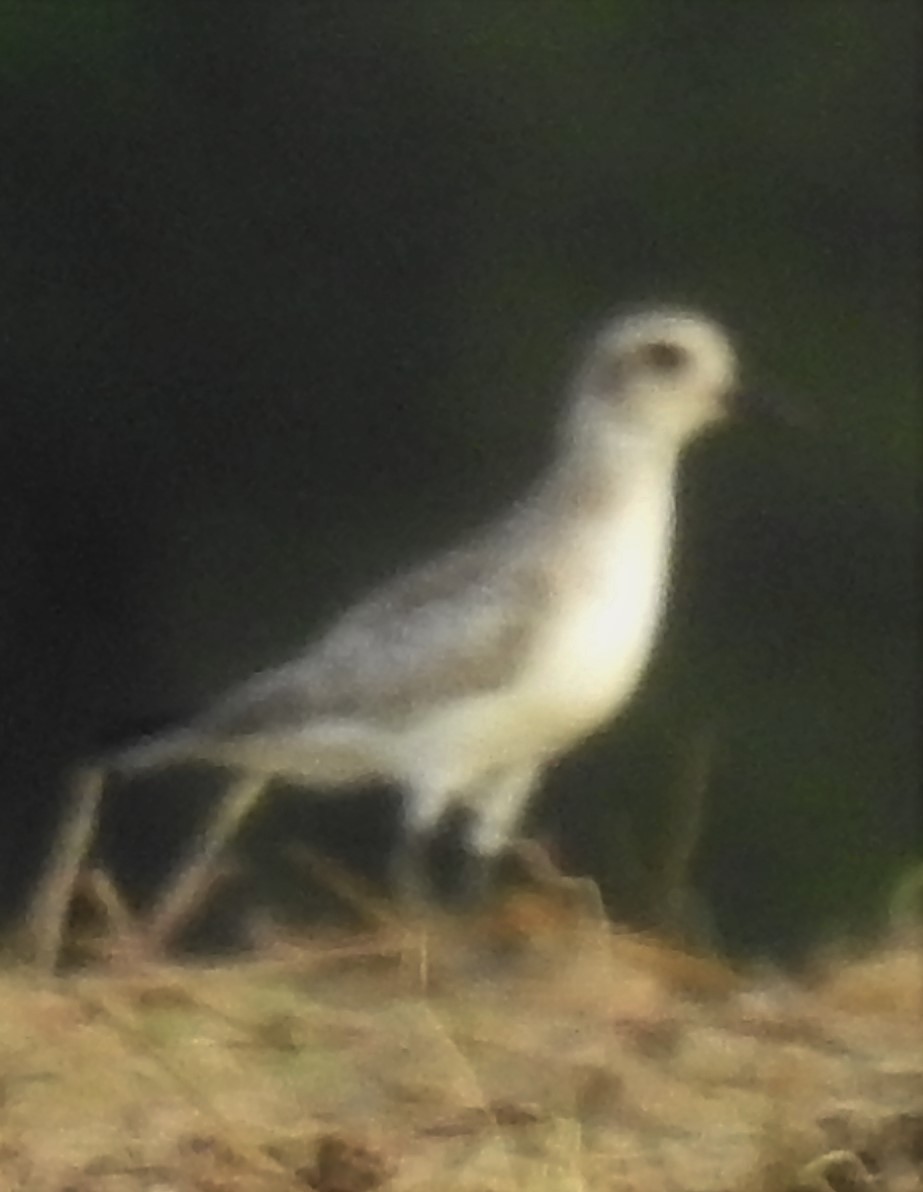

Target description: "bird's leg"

left=460, top=765, right=540, bottom=908
left=389, top=827, right=436, bottom=911
left=391, top=780, right=460, bottom=912
left=454, top=844, right=493, bottom=911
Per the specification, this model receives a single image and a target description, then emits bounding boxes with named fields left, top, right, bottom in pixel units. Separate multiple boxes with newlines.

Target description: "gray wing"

left=197, top=522, right=554, bottom=738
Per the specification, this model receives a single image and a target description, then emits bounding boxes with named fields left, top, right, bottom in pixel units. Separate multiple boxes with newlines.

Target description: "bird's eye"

left=636, top=340, right=688, bottom=373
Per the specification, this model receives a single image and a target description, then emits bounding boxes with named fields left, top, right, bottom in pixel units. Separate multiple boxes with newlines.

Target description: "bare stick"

left=25, top=764, right=106, bottom=972
left=83, top=866, right=136, bottom=933
left=285, top=841, right=397, bottom=928
left=143, top=771, right=268, bottom=950
left=79, top=867, right=143, bottom=961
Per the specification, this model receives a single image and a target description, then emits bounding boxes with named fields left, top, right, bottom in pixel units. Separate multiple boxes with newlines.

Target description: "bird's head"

left=574, top=307, right=742, bottom=446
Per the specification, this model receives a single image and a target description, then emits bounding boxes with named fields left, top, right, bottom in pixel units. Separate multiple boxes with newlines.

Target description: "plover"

left=112, top=306, right=751, bottom=906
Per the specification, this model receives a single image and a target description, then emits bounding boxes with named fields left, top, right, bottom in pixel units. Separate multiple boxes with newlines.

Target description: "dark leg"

left=391, top=779, right=462, bottom=911
left=461, top=765, right=540, bottom=907
left=390, top=826, right=435, bottom=910
left=454, top=841, right=495, bottom=910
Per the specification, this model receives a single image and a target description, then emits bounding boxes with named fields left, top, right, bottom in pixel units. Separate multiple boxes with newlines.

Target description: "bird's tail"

left=106, top=726, right=210, bottom=774
left=106, top=721, right=383, bottom=789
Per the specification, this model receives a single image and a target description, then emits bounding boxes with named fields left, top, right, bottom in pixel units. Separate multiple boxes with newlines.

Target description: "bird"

left=112, top=305, right=754, bottom=907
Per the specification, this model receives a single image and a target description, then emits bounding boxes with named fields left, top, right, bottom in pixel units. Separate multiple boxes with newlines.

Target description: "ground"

left=0, top=891, right=921, bottom=1192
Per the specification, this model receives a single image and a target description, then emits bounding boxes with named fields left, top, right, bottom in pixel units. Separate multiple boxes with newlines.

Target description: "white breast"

left=517, top=473, right=675, bottom=737
left=395, top=467, right=676, bottom=793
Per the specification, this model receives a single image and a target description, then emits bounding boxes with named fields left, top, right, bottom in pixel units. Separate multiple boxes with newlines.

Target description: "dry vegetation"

left=1, top=883, right=921, bottom=1192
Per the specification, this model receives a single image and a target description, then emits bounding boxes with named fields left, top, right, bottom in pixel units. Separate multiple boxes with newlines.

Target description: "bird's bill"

left=732, top=387, right=807, bottom=427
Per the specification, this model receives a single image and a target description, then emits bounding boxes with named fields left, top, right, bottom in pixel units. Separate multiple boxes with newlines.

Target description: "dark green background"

left=1, top=1, right=918, bottom=956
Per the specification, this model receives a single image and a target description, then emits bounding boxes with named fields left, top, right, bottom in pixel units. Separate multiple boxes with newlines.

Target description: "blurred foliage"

left=0, top=0, right=917, bottom=955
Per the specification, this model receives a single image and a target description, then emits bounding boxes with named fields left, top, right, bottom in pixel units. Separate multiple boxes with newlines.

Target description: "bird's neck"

left=538, top=397, right=682, bottom=529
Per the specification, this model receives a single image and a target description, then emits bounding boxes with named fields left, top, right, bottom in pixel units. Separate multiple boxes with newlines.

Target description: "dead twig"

left=24, top=764, right=106, bottom=972
left=141, top=771, right=268, bottom=951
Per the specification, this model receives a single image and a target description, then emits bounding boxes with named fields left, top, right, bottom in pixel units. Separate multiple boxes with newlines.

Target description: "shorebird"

left=99, top=305, right=754, bottom=913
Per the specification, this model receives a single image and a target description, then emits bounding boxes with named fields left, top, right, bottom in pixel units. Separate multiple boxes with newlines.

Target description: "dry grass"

left=0, top=891, right=920, bottom=1191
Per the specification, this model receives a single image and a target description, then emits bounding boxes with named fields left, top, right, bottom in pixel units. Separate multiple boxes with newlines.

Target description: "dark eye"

left=636, top=340, right=688, bottom=372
